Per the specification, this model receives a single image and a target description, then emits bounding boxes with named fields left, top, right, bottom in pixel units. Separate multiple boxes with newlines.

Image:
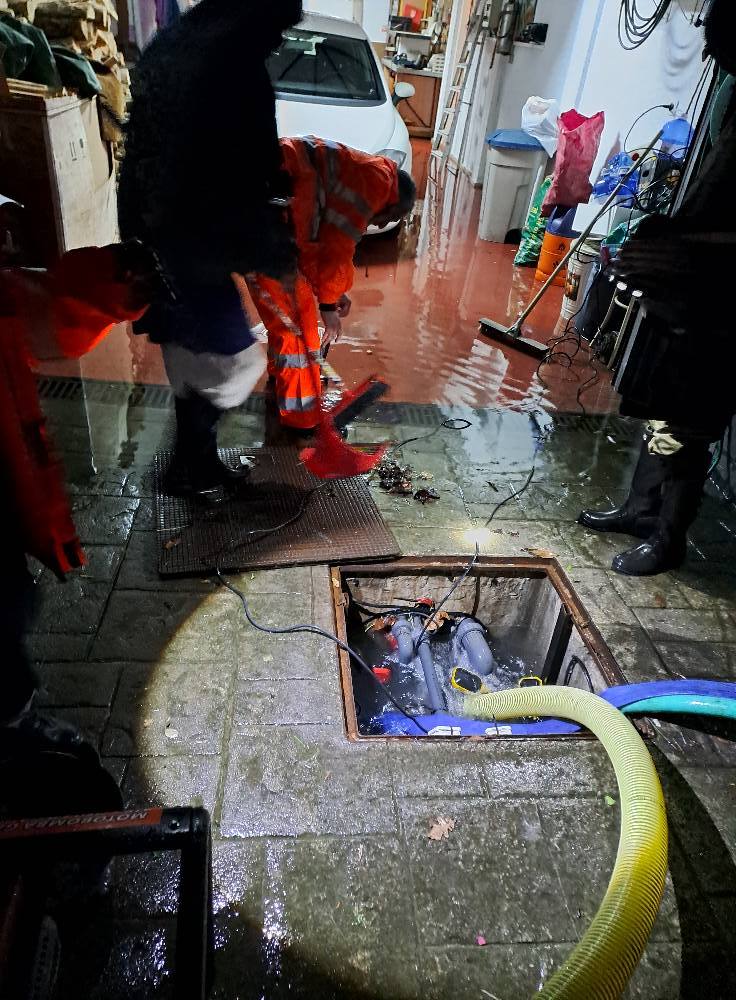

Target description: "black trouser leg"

left=657, top=439, right=712, bottom=543
left=173, top=394, right=223, bottom=490
left=626, top=434, right=667, bottom=516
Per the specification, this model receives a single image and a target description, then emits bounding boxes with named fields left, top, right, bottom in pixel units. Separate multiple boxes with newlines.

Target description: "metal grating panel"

left=154, top=447, right=399, bottom=576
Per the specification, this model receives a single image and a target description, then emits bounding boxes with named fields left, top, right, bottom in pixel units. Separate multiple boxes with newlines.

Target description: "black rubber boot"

left=167, top=394, right=250, bottom=501
left=578, top=435, right=665, bottom=537
left=611, top=441, right=710, bottom=576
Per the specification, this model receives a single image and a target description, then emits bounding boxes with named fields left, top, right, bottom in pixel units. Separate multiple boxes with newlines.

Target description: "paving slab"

left=399, top=797, right=576, bottom=947
left=33, top=576, right=112, bottom=634
left=38, top=661, right=121, bottom=708
left=482, top=742, right=616, bottom=799
left=104, top=661, right=233, bottom=756
left=92, top=589, right=239, bottom=663
left=256, top=837, right=420, bottom=1000
left=122, top=756, right=221, bottom=817
left=70, top=495, right=140, bottom=545
left=220, top=728, right=395, bottom=838
left=635, top=608, right=736, bottom=645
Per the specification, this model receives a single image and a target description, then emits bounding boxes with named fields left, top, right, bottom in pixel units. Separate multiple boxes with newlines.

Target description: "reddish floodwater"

left=38, top=141, right=618, bottom=414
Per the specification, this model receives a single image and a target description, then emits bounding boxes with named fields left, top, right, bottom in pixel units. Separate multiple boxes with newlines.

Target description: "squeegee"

left=479, top=131, right=663, bottom=359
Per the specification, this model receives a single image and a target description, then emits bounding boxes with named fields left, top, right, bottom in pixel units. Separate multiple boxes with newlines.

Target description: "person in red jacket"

left=0, top=241, right=154, bottom=753
left=247, top=137, right=416, bottom=432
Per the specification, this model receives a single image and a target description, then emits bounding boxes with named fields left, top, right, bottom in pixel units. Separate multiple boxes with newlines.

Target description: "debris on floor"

left=428, top=816, right=456, bottom=841
left=376, top=456, right=441, bottom=503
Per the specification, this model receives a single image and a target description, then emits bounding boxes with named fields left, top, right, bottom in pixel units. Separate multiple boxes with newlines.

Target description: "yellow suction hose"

left=465, top=687, right=668, bottom=999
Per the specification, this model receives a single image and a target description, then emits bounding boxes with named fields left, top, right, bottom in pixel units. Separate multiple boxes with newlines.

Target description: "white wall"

left=449, top=0, right=586, bottom=184
left=445, top=0, right=707, bottom=221
left=559, top=0, right=706, bottom=232
left=495, top=0, right=586, bottom=129
left=303, top=0, right=392, bottom=41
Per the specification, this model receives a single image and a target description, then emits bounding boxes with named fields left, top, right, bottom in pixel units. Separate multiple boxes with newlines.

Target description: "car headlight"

left=378, top=148, right=407, bottom=168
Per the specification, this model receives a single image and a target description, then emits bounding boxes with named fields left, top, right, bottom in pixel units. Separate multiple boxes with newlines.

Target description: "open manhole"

left=331, top=556, right=642, bottom=740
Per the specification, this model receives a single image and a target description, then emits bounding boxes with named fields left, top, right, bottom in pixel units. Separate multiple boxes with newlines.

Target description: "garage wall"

left=557, top=0, right=707, bottom=230
left=303, top=0, right=392, bottom=42
left=441, top=0, right=708, bottom=224
left=448, top=0, right=586, bottom=184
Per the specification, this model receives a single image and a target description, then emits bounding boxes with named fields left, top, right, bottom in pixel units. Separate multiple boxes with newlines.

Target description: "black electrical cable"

left=563, top=655, right=594, bottom=692
left=618, top=0, right=673, bottom=50
left=384, top=418, right=473, bottom=458
left=217, top=570, right=431, bottom=735
left=624, top=103, right=674, bottom=151
left=414, top=542, right=480, bottom=650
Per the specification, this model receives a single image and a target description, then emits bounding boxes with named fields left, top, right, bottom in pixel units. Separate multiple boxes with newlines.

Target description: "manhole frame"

left=330, top=555, right=653, bottom=742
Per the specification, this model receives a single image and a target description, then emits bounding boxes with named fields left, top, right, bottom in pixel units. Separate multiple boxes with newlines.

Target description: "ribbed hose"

left=465, top=687, right=668, bottom=1000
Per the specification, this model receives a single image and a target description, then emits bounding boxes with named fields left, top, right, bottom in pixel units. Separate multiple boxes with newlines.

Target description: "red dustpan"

left=300, top=376, right=389, bottom=479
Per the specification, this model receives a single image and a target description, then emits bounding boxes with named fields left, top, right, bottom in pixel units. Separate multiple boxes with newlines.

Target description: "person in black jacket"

left=579, top=0, right=736, bottom=576
left=118, top=0, right=302, bottom=501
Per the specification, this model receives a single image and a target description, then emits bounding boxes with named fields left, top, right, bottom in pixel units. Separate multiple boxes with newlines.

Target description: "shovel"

left=300, top=376, right=389, bottom=479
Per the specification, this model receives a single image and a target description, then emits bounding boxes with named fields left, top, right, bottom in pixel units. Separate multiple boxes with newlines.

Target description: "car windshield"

left=268, top=28, right=384, bottom=103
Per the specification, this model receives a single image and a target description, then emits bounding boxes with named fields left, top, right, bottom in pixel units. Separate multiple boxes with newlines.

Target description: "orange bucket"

left=535, top=231, right=573, bottom=286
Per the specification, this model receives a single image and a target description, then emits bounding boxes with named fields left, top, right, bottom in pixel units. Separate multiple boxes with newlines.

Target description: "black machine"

left=0, top=807, right=213, bottom=1000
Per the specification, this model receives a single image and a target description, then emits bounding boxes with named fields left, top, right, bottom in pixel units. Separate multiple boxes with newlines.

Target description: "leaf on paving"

left=509, top=531, right=519, bottom=538
left=428, top=816, right=456, bottom=841
left=604, top=794, right=616, bottom=807
left=142, top=717, right=153, bottom=728
left=414, top=488, right=440, bottom=504
left=165, top=724, right=179, bottom=740
left=524, top=547, right=555, bottom=559
left=653, top=593, right=667, bottom=608
left=487, top=482, right=499, bottom=493
left=163, top=537, right=181, bottom=550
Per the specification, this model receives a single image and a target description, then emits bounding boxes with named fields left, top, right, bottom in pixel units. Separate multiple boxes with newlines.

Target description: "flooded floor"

left=23, top=144, right=736, bottom=999
left=30, top=379, right=736, bottom=998
left=37, top=141, right=617, bottom=414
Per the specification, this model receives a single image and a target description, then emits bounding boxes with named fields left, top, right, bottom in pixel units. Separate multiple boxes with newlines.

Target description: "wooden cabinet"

left=383, top=61, right=443, bottom=138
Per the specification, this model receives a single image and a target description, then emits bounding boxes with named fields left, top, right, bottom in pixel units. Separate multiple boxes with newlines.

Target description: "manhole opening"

left=331, top=557, right=641, bottom=741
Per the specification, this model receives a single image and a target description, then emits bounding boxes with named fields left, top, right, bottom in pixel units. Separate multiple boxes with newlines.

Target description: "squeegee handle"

left=510, top=130, right=664, bottom=334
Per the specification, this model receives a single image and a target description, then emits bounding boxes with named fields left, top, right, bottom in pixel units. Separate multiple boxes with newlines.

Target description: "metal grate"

left=35, top=376, right=641, bottom=440
left=154, top=447, right=399, bottom=576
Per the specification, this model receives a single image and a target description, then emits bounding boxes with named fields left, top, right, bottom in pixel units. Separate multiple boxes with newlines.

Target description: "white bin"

left=478, top=130, right=549, bottom=243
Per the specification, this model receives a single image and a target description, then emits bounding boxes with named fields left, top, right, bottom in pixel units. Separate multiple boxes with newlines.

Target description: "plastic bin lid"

left=487, top=129, right=544, bottom=150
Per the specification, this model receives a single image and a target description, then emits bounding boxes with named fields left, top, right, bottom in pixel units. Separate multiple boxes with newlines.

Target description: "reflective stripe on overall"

left=299, top=137, right=374, bottom=244
left=245, top=272, right=322, bottom=429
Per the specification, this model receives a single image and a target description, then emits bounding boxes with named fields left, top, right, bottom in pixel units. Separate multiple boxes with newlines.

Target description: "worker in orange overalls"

left=247, top=137, right=416, bottom=432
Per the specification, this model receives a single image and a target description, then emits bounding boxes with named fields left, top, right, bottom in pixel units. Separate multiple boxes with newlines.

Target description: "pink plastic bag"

left=542, top=109, right=605, bottom=217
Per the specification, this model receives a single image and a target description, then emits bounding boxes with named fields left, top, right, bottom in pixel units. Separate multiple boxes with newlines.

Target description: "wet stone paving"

left=32, top=383, right=736, bottom=999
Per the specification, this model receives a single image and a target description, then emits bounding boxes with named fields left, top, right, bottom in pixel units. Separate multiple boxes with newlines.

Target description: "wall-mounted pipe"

left=415, top=616, right=446, bottom=712
left=454, top=618, right=494, bottom=676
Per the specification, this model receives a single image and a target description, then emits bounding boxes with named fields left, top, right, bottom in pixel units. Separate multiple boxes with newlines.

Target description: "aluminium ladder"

left=430, top=0, right=488, bottom=177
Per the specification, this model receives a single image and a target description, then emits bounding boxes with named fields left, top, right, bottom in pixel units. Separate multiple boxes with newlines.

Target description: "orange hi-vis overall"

left=247, top=136, right=398, bottom=429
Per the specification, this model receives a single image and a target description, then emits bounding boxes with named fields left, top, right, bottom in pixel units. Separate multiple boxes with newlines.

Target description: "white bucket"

left=560, top=239, right=600, bottom=322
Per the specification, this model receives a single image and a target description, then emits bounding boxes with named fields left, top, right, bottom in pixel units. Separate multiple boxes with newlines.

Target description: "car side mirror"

left=392, top=81, right=416, bottom=106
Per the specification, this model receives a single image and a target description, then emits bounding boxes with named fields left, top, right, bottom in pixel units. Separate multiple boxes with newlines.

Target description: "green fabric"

left=0, top=13, right=62, bottom=87
left=51, top=46, right=102, bottom=98
left=0, top=19, right=34, bottom=79
left=514, top=176, right=552, bottom=267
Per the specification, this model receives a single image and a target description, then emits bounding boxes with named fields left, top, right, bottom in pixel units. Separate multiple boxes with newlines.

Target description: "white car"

left=268, top=12, right=414, bottom=214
